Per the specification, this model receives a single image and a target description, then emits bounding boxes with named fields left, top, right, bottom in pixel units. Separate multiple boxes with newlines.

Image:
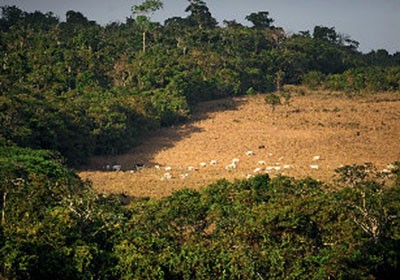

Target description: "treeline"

left=303, top=66, right=400, bottom=92
left=1, top=143, right=399, bottom=279
left=1, top=1, right=399, bottom=165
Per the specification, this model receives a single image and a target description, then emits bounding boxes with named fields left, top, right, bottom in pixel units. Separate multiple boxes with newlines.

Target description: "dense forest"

left=1, top=144, right=400, bottom=279
left=1, top=0, right=400, bottom=278
left=1, top=1, right=399, bottom=165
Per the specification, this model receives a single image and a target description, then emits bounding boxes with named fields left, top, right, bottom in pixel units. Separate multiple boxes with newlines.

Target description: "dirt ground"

left=79, top=89, right=400, bottom=198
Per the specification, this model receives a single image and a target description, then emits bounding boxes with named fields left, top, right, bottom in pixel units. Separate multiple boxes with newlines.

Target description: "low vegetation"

left=302, top=66, right=400, bottom=92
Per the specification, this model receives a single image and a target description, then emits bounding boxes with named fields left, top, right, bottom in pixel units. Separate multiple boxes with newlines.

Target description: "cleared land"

left=79, top=90, right=400, bottom=198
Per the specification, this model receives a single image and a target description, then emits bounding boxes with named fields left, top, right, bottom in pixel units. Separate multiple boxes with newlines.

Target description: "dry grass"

left=79, top=89, right=400, bottom=198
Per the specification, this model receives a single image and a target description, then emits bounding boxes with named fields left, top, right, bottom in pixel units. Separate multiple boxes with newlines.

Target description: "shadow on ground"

left=81, top=96, right=246, bottom=171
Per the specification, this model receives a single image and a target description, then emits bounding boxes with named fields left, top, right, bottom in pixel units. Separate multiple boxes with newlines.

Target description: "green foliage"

left=301, top=71, right=326, bottom=90
left=1, top=151, right=400, bottom=278
left=1, top=4, right=399, bottom=279
left=246, top=87, right=256, bottom=96
left=143, top=88, right=190, bottom=126
left=303, top=66, right=400, bottom=92
left=313, top=26, right=338, bottom=44
left=0, top=144, right=127, bottom=279
left=264, top=92, right=281, bottom=111
left=113, top=170, right=400, bottom=279
left=2, top=5, right=397, bottom=165
left=131, top=0, right=164, bottom=53
left=132, top=0, right=164, bottom=15
left=364, top=49, right=400, bottom=67
left=185, top=0, right=217, bottom=29
left=245, top=11, right=274, bottom=29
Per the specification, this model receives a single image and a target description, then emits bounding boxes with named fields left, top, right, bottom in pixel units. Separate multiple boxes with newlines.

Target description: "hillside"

left=2, top=4, right=400, bottom=279
left=79, top=90, right=400, bottom=198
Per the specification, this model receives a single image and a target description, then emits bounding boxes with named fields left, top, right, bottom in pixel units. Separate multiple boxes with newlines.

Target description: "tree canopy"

left=1, top=146, right=399, bottom=278
left=245, top=11, right=274, bottom=28
left=0, top=3, right=398, bottom=165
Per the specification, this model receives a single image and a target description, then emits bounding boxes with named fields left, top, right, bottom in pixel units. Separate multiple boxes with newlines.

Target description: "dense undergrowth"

left=1, top=143, right=399, bottom=279
left=302, top=66, right=400, bottom=92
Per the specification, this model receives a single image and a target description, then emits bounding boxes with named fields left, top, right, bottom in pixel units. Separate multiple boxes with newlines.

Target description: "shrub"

left=264, top=92, right=281, bottom=111
left=301, top=71, right=326, bottom=90
left=0, top=144, right=123, bottom=279
left=308, top=66, right=400, bottom=92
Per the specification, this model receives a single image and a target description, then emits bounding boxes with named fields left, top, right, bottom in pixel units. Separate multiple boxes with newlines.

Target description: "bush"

left=0, top=144, right=124, bottom=279
left=307, top=66, right=400, bottom=92
left=2, top=158, right=400, bottom=279
left=302, top=71, right=326, bottom=90
left=264, top=92, right=281, bottom=111
left=114, top=169, right=400, bottom=279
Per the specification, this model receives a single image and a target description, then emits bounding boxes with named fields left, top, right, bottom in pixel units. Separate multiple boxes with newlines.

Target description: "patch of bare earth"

left=79, top=90, right=400, bottom=198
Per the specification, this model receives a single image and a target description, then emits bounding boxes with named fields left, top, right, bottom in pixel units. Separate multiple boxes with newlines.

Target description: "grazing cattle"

left=246, top=150, right=255, bottom=156
left=135, top=163, right=145, bottom=171
left=187, top=166, right=197, bottom=171
left=112, top=165, right=121, bottom=172
left=387, top=164, right=396, bottom=170
left=163, top=173, right=173, bottom=180
left=232, top=158, right=240, bottom=164
left=225, top=163, right=237, bottom=170
left=266, top=166, right=281, bottom=172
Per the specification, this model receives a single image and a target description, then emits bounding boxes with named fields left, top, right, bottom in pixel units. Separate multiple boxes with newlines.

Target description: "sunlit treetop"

left=132, top=0, right=164, bottom=17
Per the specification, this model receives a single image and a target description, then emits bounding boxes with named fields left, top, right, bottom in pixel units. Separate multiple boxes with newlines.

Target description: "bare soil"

left=79, top=89, right=400, bottom=198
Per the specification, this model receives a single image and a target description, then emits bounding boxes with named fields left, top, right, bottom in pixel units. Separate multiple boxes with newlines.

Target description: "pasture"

left=79, top=89, right=400, bottom=198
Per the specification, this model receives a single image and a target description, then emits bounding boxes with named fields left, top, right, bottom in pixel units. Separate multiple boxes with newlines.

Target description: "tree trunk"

left=142, top=31, right=146, bottom=53
left=1, top=192, right=7, bottom=226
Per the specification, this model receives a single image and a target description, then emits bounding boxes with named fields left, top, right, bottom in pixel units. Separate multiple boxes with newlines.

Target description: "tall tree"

left=185, top=0, right=217, bottom=29
left=245, top=11, right=274, bottom=29
left=0, top=5, right=24, bottom=31
left=313, top=25, right=338, bottom=44
left=131, top=0, right=163, bottom=53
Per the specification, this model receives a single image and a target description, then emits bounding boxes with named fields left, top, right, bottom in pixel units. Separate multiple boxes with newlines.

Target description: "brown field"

left=79, top=89, right=400, bottom=198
